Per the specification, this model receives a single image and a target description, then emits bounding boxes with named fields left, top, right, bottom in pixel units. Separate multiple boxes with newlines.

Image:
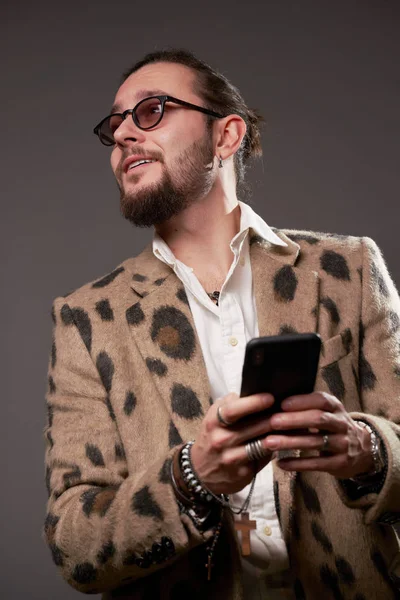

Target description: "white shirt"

left=153, top=202, right=294, bottom=599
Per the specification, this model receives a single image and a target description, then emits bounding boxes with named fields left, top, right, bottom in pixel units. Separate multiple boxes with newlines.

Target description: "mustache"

left=116, top=148, right=163, bottom=178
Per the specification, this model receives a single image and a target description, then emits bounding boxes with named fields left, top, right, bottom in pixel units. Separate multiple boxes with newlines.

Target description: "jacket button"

left=135, top=550, right=153, bottom=569
left=161, top=536, right=175, bottom=557
left=152, top=542, right=165, bottom=563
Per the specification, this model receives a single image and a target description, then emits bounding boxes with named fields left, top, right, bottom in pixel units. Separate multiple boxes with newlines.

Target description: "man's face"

left=110, top=62, right=216, bottom=227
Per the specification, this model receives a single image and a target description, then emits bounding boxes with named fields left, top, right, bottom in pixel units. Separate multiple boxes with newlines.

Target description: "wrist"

left=171, top=447, right=194, bottom=506
left=180, top=441, right=229, bottom=506
left=170, top=448, right=222, bottom=531
left=171, top=446, right=217, bottom=509
left=349, top=421, right=386, bottom=482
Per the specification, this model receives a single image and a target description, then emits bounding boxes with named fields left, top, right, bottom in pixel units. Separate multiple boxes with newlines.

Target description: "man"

left=44, top=49, right=400, bottom=599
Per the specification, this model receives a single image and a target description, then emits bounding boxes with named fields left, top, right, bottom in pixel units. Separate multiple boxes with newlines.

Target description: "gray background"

left=1, top=0, right=399, bottom=598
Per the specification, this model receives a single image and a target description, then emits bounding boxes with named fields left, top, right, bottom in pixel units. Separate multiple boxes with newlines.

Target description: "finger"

left=222, top=412, right=307, bottom=447
left=224, top=437, right=274, bottom=466
left=277, top=453, right=348, bottom=473
left=269, top=409, right=348, bottom=433
left=217, top=393, right=274, bottom=426
left=222, top=444, right=272, bottom=469
left=233, top=414, right=276, bottom=444
left=264, top=433, right=348, bottom=453
left=281, top=392, right=342, bottom=413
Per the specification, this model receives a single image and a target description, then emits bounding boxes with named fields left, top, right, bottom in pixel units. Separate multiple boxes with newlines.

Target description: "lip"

left=123, top=155, right=157, bottom=173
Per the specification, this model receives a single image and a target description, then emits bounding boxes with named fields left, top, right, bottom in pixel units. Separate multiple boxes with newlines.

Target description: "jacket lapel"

left=125, top=245, right=211, bottom=445
left=250, top=230, right=320, bottom=338
left=250, top=230, right=321, bottom=546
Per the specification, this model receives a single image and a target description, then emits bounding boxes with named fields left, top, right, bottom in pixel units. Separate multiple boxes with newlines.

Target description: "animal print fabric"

left=44, top=229, right=400, bottom=599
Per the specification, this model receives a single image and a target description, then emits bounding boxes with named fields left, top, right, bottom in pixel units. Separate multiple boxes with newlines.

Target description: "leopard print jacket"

left=43, top=229, right=400, bottom=599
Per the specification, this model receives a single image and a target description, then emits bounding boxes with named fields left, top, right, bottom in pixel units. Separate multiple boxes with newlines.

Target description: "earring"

left=218, top=156, right=223, bottom=168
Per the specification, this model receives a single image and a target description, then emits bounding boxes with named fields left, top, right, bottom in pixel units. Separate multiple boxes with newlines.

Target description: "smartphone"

left=240, top=333, right=321, bottom=416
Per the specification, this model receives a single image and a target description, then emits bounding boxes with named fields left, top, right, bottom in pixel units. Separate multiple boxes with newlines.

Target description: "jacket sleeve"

left=43, top=297, right=216, bottom=594
left=335, top=237, right=400, bottom=525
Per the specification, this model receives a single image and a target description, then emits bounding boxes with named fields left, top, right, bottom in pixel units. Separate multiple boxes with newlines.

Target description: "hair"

left=121, top=48, right=264, bottom=197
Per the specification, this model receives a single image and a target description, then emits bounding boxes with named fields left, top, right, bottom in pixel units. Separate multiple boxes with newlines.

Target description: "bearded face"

left=108, top=63, right=224, bottom=228
left=115, top=129, right=215, bottom=228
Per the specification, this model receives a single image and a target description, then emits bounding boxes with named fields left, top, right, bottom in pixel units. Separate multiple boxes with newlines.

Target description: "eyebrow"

left=110, top=89, right=169, bottom=114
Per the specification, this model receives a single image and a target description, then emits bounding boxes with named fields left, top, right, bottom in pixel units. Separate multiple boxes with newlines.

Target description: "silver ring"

left=245, top=439, right=269, bottom=461
left=245, top=442, right=255, bottom=461
left=322, top=434, right=330, bottom=452
left=217, top=405, right=233, bottom=427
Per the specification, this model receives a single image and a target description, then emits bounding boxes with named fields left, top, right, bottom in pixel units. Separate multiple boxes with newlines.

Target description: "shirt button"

left=264, top=525, right=272, bottom=536
left=229, top=337, right=238, bottom=346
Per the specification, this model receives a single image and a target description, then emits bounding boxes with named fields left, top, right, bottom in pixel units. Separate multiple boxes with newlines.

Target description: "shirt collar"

left=231, top=201, right=287, bottom=249
left=152, top=200, right=287, bottom=267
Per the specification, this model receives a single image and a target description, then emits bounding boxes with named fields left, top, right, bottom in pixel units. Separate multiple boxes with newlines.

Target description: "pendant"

left=207, top=291, right=220, bottom=305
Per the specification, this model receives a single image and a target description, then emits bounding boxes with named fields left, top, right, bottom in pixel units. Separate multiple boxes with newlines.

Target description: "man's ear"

left=215, top=114, right=247, bottom=160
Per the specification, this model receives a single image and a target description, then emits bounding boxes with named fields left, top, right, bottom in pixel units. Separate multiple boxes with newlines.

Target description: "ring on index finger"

left=217, top=405, right=233, bottom=427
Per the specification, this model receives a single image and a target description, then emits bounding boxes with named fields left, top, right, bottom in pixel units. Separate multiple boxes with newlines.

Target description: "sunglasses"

left=93, top=95, right=225, bottom=146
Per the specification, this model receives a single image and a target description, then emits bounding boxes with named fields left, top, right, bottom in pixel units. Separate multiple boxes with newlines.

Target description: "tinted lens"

left=97, top=114, right=123, bottom=146
left=135, top=97, right=163, bottom=129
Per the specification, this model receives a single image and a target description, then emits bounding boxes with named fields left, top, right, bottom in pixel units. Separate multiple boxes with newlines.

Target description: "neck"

left=155, top=190, right=241, bottom=289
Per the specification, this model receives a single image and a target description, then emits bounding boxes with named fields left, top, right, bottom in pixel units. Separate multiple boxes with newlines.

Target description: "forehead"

left=112, top=62, right=199, bottom=112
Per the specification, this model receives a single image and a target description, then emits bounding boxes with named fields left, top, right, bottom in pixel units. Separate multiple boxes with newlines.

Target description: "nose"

left=113, top=114, right=146, bottom=147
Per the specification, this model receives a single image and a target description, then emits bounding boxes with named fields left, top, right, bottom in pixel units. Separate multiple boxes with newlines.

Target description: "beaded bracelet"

left=180, top=441, right=218, bottom=503
left=179, top=440, right=257, bottom=514
left=170, top=457, right=195, bottom=505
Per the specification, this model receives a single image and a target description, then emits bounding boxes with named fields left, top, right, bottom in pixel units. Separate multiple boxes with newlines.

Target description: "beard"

left=117, top=131, right=215, bottom=228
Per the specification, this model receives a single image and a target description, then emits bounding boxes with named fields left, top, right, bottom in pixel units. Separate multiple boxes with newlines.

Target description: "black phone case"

left=240, top=333, right=322, bottom=414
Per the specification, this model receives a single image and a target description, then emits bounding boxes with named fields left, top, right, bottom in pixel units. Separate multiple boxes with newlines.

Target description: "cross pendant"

left=234, top=511, right=257, bottom=556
